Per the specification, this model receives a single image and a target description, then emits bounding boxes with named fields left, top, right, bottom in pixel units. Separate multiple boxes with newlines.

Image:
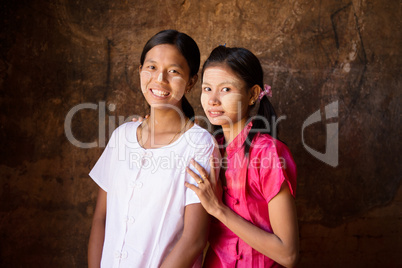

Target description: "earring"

left=250, top=100, right=255, bottom=105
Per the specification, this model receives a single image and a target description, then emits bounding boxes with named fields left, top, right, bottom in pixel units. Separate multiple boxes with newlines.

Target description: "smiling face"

left=201, top=64, right=253, bottom=129
left=140, top=44, right=194, bottom=110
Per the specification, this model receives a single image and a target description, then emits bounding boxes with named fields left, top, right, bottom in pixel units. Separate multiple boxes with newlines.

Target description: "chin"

left=207, top=118, right=225, bottom=126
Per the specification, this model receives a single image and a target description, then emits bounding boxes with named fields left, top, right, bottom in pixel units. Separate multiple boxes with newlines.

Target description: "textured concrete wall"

left=0, top=0, right=400, bottom=267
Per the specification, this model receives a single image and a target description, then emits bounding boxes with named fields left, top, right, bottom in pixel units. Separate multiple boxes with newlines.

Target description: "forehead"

left=202, top=65, right=243, bottom=86
left=144, top=44, right=187, bottom=66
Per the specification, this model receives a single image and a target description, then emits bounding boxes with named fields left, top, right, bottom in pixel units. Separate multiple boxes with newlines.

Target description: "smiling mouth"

left=208, top=111, right=224, bottom=117
left=151, top=89, right=170, bottom=97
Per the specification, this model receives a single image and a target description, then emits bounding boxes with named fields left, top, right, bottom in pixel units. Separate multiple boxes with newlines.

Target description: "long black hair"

left=202, top=46, right=278, bottom=156
left=140, top=29, right=200, bottom=120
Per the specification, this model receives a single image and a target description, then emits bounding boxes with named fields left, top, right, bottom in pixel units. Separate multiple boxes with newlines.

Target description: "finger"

left=190, top=159, right=209, bottom=182
left=184, top=181, right=200, bottom=193
left=186, top=167, right=202, bottom=183
left=132, top=116, right=144, bottom=122
left=186, top=167, right=201, bottom=181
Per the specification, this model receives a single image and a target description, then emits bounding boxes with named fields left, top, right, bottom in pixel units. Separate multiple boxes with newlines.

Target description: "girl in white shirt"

left=88, top=30, right=218, bottom=268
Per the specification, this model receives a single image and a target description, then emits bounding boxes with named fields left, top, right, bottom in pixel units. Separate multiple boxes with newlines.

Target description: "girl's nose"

left=208, top=94, right=220, bottom=106
left=156, top=71, right=167, bottom=83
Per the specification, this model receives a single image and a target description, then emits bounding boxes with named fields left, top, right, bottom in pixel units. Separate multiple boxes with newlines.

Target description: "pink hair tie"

left=258, top=84, right=272, bottom=100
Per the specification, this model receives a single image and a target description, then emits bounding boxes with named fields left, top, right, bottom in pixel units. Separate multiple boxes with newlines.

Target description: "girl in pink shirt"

left=186, top=46, right=299, bottom=267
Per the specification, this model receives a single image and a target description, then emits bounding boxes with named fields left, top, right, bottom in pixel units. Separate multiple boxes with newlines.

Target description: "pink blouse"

left=204, top=122, right=297, bottom=268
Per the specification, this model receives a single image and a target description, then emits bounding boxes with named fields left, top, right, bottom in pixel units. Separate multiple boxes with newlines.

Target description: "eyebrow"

left=144, top=59, right=184, bottom=70
left=202, top=80, right=242, bottom=88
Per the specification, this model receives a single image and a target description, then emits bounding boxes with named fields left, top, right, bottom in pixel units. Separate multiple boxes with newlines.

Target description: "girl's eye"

left=203, top=87, right=211, bottom=92
left=147, top=65, right=156, bottom=70
left=222, top=87, right=230, bottom=92
left=169, top=69, right=179, bottom=74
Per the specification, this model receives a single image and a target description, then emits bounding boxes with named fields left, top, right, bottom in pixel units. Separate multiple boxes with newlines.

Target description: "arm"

left=160, top=203, right=210, bottom=268
left=88, top=188, right=107, bottom=268
left=186, top=161, right=299, bottom=268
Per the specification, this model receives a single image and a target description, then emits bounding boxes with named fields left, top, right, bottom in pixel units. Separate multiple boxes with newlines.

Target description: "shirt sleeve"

left=259, top=141, right=297, bottom=203
left=185, top=133, right=221, bottom=206
left=88, top=129, right=119, bottom=192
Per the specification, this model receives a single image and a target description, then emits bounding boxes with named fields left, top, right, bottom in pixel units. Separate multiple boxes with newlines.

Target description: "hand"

left=185, top=157, right=224, bottom=217
left=131, top=114, right=149, bottom=122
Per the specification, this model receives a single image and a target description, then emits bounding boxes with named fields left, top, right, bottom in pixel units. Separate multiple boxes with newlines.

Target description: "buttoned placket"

left=114, top=150, right=151, bottom=267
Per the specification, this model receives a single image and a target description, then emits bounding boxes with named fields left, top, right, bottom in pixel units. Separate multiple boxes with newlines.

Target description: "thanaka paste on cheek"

left=171, top=76, right=187, bottom=100
left=221, top=93, right=245, bottom=114
left=140, top=71, right=151, bottom=93
left=200, top=93, right=208, bottom=111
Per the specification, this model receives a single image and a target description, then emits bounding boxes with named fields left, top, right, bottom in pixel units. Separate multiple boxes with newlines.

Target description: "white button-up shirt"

left=90, top=122, right=218, bottom=268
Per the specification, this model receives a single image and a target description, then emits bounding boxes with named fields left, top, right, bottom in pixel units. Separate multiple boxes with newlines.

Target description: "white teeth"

left=151, top=89, right=169, bottom=97
left=210, top=111, right=222, bottom=115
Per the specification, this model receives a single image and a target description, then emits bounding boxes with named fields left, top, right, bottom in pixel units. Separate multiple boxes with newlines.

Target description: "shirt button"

left=114, top=251, right=121, bottom=259
left=236, top=254, right=242, bottom=260
left=121, top=251, right=128, bottom=259
left=142, top=151, right=153, bottom=157
left=135, top=182, right=143, bottom=188
left=128, top=217, right=135, bottom=224
left=234, top=199, right=239, bottom=205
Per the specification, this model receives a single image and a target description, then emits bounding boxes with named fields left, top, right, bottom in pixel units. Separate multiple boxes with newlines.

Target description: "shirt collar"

left=226, top=121, right=253, bottom=157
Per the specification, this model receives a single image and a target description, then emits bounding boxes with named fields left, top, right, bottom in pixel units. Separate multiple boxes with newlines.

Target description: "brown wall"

left=0, top=0, right=400, bottom=267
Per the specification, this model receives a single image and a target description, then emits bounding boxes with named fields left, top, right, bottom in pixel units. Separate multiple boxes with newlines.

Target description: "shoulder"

left=181, top=123, right=218, bottom=155
left=116, top=121, right=140, bottom=131
left=252, top=133, right=297, bottom=188
left=252, top=134, right=291, bottom=156
left=111, top=121, right=140, bottom=135
left=108, top=122, right=140, bottom=145
left=186, top=123, right=216, bottom=144
left=251, top=134, right=296, bottom=172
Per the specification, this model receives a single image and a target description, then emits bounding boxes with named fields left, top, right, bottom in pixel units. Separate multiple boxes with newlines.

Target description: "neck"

left=146, top=107, right=188, bottom=132
left=222, top=117, right=249, bottom=144
left=138, top=107, right=191, bottom=149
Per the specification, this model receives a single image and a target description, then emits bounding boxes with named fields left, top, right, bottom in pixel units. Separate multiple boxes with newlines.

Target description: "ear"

left=185, top=74, right=198, bottom=93
left=249, top=84, right=261, bottom=105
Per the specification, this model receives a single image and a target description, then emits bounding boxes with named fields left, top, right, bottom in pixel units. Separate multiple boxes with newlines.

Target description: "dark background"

left=0, top=0, right=400, bottom=267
